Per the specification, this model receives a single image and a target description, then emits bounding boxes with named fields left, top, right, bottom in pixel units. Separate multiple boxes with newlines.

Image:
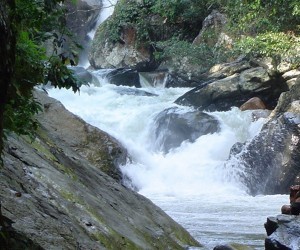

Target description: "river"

left=48, top=72, right=287, bottom=249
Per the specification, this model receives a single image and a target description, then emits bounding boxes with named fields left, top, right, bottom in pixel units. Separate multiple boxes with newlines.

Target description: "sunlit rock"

left=175, top=66, right=288, bottom=112
left=240, top=97, right=266, bottom=111
left=265, top=215, right=300, bottom=249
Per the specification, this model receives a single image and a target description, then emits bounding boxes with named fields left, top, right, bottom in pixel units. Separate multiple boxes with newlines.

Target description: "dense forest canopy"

left=1, top=0, right=300, bottom=163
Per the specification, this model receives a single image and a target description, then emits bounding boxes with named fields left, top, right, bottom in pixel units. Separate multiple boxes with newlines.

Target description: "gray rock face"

left=228, top=112, right=300, bottom=195
left=0, top=91, right=201, bottom=249
left=265, top=215, right=300, bottom=249
left=35, top=90, right=127, bottom=182
left=193, top=10, right=229, bottom=46
left=152, top=107, right=220, bottom=153
left=105, top=68, right=141, bottom=87
left=175, top=66, right=288, bottom=112
left=226, top=79, right=300, bottom=195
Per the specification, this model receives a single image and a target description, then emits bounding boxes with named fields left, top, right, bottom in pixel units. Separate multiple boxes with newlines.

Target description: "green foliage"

left=4, top=95, right=42, bottom=141
left=150, top=0, right=211, bottom=24
left=46, top=57, right=83, bottom=92
left=150, top=0, right=186, bottom=23
left=98, top=0, right=213, bottom=47
left=222, top=0, right=300, bottom=36
left=14, top=31, right=46, bottom=93
left=1, top=0, right=83, bottom=158
left=155, top=37, right=231, bottom=72
left=235, top=32, right=300, bottom=67
left=99, top=0, right=153, bottom=45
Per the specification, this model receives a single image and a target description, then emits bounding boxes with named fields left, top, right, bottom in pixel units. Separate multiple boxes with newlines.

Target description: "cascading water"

left=48, top=70, right=287, bottom=249
left=78, top=0, right=117, bottom=68
left=52, top=1, right=288, bottom=249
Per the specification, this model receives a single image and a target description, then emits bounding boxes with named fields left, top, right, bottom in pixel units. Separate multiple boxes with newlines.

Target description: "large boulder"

left=175, top=66, right=288, bottom=112
left=70, top=66, right=101, bottom=86
left=105, top=68, right=141, bottom=87
left=151, top=107, right=220, bottom=153
left=239, top=97, right=266, bottom=111
left=35, top=90, right=127, bottom=181
left=193, top=10, right=230, bottom=47
left=227, top=111, right=300, bottom=195
left=0, top=91, right=201, bottom=249
left=226, top=79, right=300, bottom=195
left=265, top=215, right=300, bottom=249
left=89, top=20, right=153, bottom=70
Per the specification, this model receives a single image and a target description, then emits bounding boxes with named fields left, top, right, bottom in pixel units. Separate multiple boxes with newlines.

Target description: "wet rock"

left=105, top=68, right=140, bottom=87
left=112, top=86, right=158, bottom=97
left=0, top=91, right=201, bottom=249
left=214, top=243, right=254, bottom=250
left=265, top=215, right=300, bottom=249
left=251, top=109, right=271, bottom=121
left=152, top=107, right=220, bottom=153
left=227, top=112, right=300, bottom=195
left=271, top=75, right=300, bottom=117
left=70, top=66, right=100, bottom=86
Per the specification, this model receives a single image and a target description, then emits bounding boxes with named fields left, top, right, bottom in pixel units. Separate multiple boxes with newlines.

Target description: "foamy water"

left=48, top=74, right=287, bottom=249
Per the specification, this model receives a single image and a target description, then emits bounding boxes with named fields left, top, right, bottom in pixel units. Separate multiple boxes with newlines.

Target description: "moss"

left=59, top=190, right=84, bottom=205
left=91, top=231, right=139, bottom=250
left=85, top=206, right=138, bottom=249
left=24, top=131, right=78, bottom=181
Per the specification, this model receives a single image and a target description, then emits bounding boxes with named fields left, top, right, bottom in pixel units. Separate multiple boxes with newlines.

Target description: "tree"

left=0, top=0, right=16, bottom=162
left=0, top=0, right=82, bottom=164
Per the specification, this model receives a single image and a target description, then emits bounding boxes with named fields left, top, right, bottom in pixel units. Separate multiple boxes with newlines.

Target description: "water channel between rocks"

left=48, top=71, right=287, bottom=249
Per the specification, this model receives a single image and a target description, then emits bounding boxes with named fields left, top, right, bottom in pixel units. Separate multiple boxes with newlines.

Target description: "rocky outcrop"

left=193, top=10, right=230, bottom=47
left=175, top=65, right=288, bottom=112
left=228, top=111, right=300, bottom=195
left=226, top=76, right=300, bottom=195
left=65, top=0, right=102, bottom=46
left=88, top=0, right=203, bottom=72
left=265, top=215, right=300, bottom=249
left=0, top=91, right=201, bottom=249
left=35, top=90, right=127, bottom=181
left=89, top=20, right=153, bottom=70
left=151, top=107, right=220, bottom=153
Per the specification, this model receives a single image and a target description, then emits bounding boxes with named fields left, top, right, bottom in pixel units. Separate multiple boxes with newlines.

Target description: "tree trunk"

left=0, top=0, right=16, bottom=163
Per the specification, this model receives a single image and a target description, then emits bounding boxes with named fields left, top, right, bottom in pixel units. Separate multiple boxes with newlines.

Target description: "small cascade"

left=78, top=0, right=118, bottom=68
left=87, top=0, right=118, bottom=40
left=139, top=71, right=168, bottom=88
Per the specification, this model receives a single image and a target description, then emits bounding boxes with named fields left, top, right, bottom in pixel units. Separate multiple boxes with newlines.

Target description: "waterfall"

left=51, top=2, right=288, bottom=247
left=78, top=0, right=118, bottom=68
left=87, top=0, right=118, bottom=40
left=48, top=77, right=287, bottom=249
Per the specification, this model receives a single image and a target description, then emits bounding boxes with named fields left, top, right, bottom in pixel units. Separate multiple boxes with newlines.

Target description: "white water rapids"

left=48, top=1, right=288, bottom=248
left=48, top=71, right=287, bottom=249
